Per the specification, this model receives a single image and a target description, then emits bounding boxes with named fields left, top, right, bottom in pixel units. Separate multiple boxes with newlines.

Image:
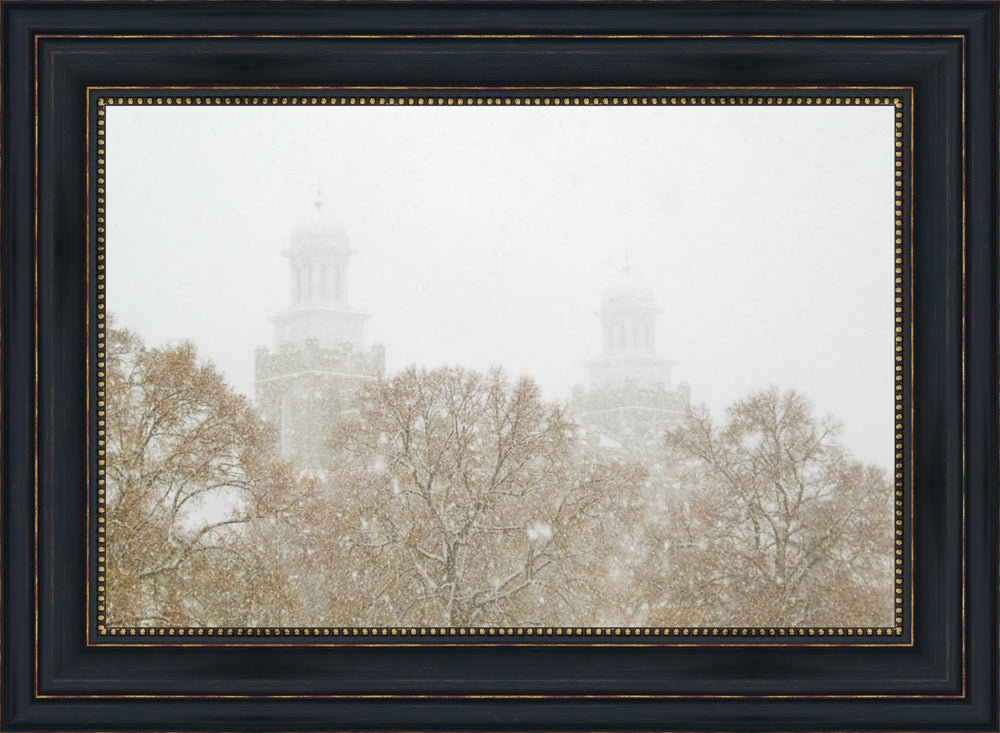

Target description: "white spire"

left=271, top=197, right=370, bottom=351
left=586, top=253, right=673, bottom=391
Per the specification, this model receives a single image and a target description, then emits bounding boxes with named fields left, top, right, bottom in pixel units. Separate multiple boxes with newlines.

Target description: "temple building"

left=255, top=196, right=384, bottom=468
left=571, top=266, right=690, bottom=461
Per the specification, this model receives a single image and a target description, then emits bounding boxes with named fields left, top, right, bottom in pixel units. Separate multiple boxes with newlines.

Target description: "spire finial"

left=621, top=245, right=633, bottom=278
left=314, top=183, right=324, bottom=210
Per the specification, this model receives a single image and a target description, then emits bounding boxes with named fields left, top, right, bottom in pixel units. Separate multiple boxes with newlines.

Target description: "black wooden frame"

left=2, top=1, right=997, bottom=731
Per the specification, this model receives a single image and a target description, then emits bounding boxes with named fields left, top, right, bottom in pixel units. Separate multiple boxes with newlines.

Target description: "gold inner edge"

left=91, top=91, right=908, bottom=642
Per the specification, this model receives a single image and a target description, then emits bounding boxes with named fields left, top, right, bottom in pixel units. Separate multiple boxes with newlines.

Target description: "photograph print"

left=100, top=97, right=898, bottom=632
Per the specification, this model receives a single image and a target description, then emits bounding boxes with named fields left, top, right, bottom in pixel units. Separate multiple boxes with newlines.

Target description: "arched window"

left=320, top=263, right=328, bottom=300
left=294, top=266, right=302, bottom=303
left=604, top=322, right=612, bottom=353
left=334, top=264, right=343, bottom=302
left=645, top=323, right=652, bottom=349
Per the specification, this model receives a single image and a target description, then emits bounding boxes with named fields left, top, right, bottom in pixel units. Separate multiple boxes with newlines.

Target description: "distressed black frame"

left=2, top=1, right=997, bottom=731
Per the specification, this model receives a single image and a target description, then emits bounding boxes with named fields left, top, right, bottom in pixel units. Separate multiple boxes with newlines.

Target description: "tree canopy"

left=105, top=327, right=894, bottom=630
left=303, top=365, right=644, bottom=626
left=105, top=323, right=315, bottom=626
left=655, top=387, right=895, bottom=627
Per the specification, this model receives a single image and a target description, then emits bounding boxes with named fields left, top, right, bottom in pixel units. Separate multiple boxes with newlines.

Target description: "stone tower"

left=255, top=196, right=385, bottom=468
left=571, top=265, right=689, bottom=459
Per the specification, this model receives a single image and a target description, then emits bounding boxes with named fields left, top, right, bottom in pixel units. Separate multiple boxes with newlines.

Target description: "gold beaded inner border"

left=91, top=92, right=909, bottom=642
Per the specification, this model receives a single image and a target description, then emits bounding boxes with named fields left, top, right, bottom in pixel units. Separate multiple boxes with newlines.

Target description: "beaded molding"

left=92, top=93, right=907, bottom=641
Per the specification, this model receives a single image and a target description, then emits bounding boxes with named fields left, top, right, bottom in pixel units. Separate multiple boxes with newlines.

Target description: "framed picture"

left=2, top=1, right=996, bottom=732
left=99, top=95, right=901, bottom=636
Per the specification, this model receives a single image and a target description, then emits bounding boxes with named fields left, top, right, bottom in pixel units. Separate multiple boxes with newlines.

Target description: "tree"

left=107, top=325, right=892, bottom=630
left=104, top=321, right=313, bottom=627
left=307, top=365, right=644, bottom=627
left=655, top=387, right=895, bottom=627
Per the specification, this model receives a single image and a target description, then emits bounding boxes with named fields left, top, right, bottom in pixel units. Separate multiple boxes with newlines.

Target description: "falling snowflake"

left=526, top=522, right=552, bottom=542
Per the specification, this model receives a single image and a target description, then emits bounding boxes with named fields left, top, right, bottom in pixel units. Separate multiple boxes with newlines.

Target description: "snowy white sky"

left=105, top=103, right=895, bottom=470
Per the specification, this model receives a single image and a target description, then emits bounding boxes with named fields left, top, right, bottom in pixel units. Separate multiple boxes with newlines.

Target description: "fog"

left=105, top=102, right=895, bottom=470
